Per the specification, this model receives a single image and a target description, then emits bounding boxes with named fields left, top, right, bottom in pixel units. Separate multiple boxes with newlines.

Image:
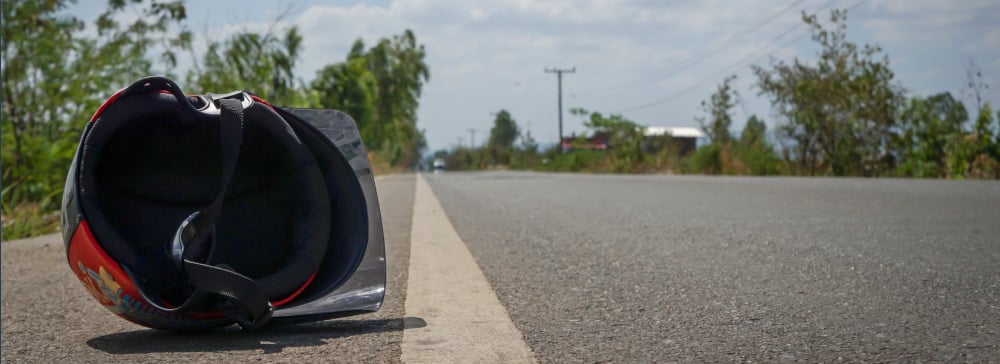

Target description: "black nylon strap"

left=183, top=259, right=274, bottom=329
left=180, top=98, right=244, bottom=261
left=167, top=97, right=273, bottom=329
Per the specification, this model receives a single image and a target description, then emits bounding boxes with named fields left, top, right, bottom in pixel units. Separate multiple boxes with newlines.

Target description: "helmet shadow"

left=85, top=316, right=427, bottom=354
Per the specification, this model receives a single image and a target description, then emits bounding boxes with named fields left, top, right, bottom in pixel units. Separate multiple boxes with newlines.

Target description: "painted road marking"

left=401, top=174, right=536, bottom=363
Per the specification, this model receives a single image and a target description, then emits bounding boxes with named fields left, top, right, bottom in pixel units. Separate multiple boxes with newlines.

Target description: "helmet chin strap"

left=164, top=97, right=273, bottom=330
left=174, top=96, right=244, bottom=264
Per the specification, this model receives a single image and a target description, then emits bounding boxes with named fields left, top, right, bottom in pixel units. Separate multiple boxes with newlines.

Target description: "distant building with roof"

left=643, top=126, right=706, bottom=156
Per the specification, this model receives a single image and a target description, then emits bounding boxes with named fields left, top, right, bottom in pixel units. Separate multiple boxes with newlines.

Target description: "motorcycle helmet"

left=62, top=76, right=386, bottom=331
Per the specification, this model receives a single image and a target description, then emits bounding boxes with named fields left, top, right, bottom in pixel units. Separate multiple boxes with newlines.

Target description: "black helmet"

left=62, top=76, right=386, bottom=331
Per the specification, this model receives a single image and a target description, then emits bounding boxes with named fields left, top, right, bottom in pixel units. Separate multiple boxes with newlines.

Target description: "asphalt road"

left=3, top=171, right=999, bottom=362
left=424, top=172, right=1000, bottom=362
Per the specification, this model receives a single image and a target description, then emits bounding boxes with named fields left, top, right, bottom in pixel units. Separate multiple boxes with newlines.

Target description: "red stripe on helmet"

left=272, top=272, right=317, bottom=307
left=250, top=95, right=276, bottom=111
left=89, top=89, right=126, bottom=122
left=90, top=89, right=177, bottom=123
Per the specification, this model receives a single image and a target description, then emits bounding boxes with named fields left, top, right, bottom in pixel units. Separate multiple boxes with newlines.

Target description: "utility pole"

left=545, top=67, right=575, bottom=153
left=468, top=128, right=476, bottom=149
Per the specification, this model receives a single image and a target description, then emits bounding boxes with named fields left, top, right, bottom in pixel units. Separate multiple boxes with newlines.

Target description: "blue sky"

left=72, top=0, right=1000, bottom=152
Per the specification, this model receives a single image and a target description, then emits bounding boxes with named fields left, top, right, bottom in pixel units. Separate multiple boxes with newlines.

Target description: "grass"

left=1, top=203, right=61, bottom=241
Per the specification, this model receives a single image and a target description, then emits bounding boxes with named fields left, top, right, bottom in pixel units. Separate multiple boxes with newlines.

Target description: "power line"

left=615, top=0, right=866, bottom=114
left=579, top=0, right=811, bottom=101
left=616, top=26, right=808, bottom=114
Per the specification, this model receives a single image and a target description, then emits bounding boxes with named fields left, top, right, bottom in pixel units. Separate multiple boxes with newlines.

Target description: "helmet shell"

left=62, top=77, right=386, bottom=330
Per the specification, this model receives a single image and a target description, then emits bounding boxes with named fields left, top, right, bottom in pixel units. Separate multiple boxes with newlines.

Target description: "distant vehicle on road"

left=433, top=158, right=446, bottom=172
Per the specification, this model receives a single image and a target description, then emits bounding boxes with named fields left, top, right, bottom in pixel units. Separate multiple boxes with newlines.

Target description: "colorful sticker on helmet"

left=75, top=261, right=189, bottom=322
left=67, top=221, right=228, bottom=329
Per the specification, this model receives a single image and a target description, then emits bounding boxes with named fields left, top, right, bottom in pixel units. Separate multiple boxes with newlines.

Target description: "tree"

left=735, top=115, right=782, bottom=175
left=363, top=30, right=430, bottom=167
left=967, top=103, right=1000, bottom=178
left=740, top=115, right=768, bottom=147
left=307, top=30, right=430, bottom=168
left=487, top=110, right=519, bottom=164
left=697, top=75, right=737, bottom=145
left=688, top=76, right=742, bottom=175
left=2, top=0, right=189, bottom=238
left=187, top=26, right=318, bottom=107
left=488, top=110, right=519, bottom=150
left=973, top=103, right=995, bottom=151
left=753, top=9, right=903, bottom=176
left=893, top=93, right=969, bottom=177
left=312, top=40, right=378, bottom=143
left=1, top=3, right=435, bottom=239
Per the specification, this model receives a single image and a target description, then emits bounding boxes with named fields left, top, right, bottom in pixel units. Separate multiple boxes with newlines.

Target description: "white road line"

left=401, top=174, right=536, bottom=363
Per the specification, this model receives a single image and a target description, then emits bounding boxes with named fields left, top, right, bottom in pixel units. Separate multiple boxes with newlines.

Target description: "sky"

left=71, top=0, right=1000, bottom=152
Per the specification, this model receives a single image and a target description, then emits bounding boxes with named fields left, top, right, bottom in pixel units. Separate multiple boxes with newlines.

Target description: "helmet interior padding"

left=77, top=92, right=331, bottom=305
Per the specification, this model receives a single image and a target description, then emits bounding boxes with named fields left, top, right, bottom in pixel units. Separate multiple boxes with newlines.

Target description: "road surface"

left=3, top=172, right=999, bottom=362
